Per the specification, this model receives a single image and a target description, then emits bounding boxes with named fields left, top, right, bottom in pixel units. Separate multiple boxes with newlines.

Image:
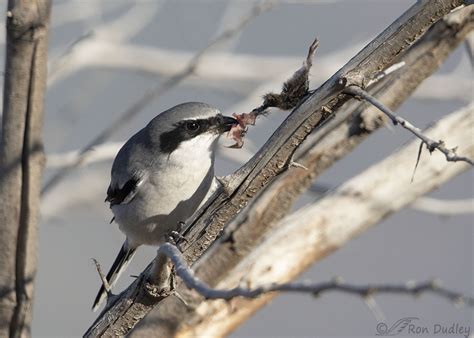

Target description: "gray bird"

left=92, top=102, right=237, bottom=311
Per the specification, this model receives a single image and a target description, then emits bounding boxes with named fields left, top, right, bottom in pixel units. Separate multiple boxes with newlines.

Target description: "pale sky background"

left=0, top=1, right=472, bottom=337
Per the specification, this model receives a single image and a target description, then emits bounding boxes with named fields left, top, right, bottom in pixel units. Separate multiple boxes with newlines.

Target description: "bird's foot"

left=167, top=230, right=188, bottom=247
left=177, top=221, right=187, bottom=233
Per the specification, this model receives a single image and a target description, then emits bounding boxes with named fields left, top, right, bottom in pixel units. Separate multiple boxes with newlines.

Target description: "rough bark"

left=179, top=0, right=467, bottom=265
left=133, top=6, right=474, bottom=337
left=85, top=1, right=468, bottom=336
left=176, top=104, right=474, bottom=338
left=0, top=1, right=51, bottom=337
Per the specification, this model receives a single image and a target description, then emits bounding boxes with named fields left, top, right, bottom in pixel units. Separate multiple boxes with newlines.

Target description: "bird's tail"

left=92, top=241, right=137, bottom=312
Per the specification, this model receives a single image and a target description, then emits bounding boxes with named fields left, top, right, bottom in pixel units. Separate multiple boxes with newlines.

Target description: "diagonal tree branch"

left=174, top=103, right=473, bottom=338
left=411, top=197, right=474, bottom=215
left=309, top=184, right=474, bottom=216
left=178, top=0, right=471, bottom=264
left=85, top=1, right=471, bottom=336
left=133, top=6, right=474, bottom=336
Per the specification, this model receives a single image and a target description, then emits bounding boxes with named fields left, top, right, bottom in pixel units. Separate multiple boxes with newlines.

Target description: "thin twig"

left=159, top=243, right=474, bottom=305
left=41, top=1, right=274, bottom=195
left=92, top=258, right=111, bottom=294
left=344, top=86, right=474, bottom=165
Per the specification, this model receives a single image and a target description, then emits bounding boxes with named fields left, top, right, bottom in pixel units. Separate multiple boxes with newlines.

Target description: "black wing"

left=105, top=177, right=139, bottom=206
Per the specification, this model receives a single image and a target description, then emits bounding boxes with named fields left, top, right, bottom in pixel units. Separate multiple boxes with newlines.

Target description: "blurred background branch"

left=41, top=1, right=274, bottom=196
left=0, top=1, right=51, bottom=337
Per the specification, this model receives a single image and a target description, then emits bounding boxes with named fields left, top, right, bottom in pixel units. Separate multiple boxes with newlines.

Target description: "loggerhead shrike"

left=92, top=102, right=237, bottom=311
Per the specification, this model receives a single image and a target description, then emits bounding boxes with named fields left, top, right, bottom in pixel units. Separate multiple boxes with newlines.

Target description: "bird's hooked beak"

left=217, top=114, right=238, bottom=133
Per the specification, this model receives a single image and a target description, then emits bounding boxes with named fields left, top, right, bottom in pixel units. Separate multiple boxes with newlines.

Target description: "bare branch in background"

left=0, top=1, right=51, bottom=337
left=47, top=40, right=353, bottom=85
left=411, top=197, right=474, bottom=215
left=45, top=141, right=124, bottom=169
left=414, top=72, right=472, bottom=102
left=48, top=0, right=164, bottom=84
left=44, top=40, right=472, bottom=102
left=309, top=184, right=474, bottom=216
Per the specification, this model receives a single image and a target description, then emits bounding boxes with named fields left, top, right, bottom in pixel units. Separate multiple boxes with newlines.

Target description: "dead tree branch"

left=411, top=197, right=474, bottom=215
left=309, top=185, right=474, bottom=216
left=133, top=4, right=474, bottom=337
left=179, top=0, right=469, bottom=269
left=172, top=104, right=473, bottom=338
left=85, top=1, right=472, bottom=336
left=179, top=0, right=473, bottom=264
left=344, top=85, right=474, bottom=165
left=0, top=1, right=51, bottom=337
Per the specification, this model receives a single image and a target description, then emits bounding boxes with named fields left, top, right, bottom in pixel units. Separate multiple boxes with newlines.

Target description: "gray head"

left=147, top=102, right=237, bottom=154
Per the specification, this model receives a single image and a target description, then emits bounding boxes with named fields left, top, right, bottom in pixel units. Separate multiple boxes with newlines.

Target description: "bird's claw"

left=167, top=230, right=188, bottom=246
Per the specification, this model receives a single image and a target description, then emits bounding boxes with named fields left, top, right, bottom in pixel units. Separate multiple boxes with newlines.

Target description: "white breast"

left=112, top=133, right=217, bottom=246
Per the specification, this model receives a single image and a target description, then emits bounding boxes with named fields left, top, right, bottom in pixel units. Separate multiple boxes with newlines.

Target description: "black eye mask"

left=159, top=117, right=216, bottom=154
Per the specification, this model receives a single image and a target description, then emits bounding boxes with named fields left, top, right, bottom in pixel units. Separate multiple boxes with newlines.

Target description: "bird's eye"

left=185, top=121, right=200, bottom=131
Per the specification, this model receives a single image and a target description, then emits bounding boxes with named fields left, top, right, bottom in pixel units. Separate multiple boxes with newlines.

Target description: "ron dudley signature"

left=376, top=317, right=471, bottom=338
